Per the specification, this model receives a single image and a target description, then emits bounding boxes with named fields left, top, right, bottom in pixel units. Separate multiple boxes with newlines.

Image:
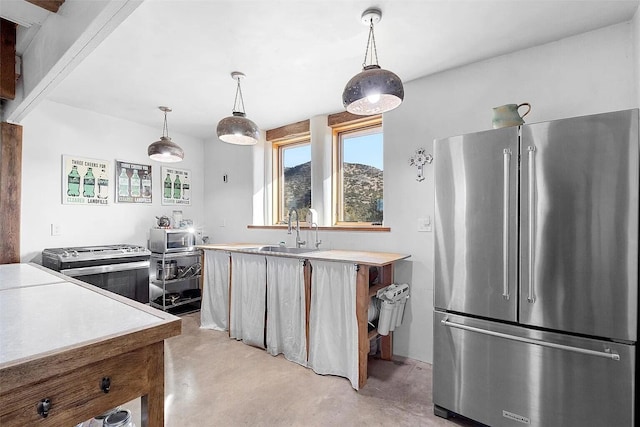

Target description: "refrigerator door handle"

left=502, top=149, right=511, bottom=300
left=441, top=318, right=620, bottom=360
left=527, top=145, right=536, bottom=303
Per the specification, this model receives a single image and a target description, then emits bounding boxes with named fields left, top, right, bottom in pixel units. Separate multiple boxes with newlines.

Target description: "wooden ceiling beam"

left=0, top=19, right=17, bottom=100
left=266, top=120, right=310, bottom=141
left=25, top=0, right=65, bottom=14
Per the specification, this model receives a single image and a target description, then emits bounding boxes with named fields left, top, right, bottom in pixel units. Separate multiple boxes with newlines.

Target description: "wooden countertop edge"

left=197, top=245, right=410, bottom=266
left=247, top=225, right=391, bottom=232
left=0, top=319, right=181, bottom=393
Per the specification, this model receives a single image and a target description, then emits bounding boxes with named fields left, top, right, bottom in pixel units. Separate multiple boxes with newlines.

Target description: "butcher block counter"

left=198, top=243, right=409, bottom=266
left=198, top=243, right=410, bottom=389
left=0, top=263, right=181, bottom=427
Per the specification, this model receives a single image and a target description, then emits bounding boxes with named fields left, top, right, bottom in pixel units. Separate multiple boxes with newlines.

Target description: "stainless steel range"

left=42, top=244, right=151, bottom=303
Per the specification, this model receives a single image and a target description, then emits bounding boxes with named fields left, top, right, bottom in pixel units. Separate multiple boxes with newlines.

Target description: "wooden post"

left=140, top=341, right=165, bottom=427
left=0, top=19, right=16, bottom=100
left=227, top=254, right=232, bottom=337
left=0, top=122, right=22, bottom=264
left=355, top=264, right=369, bottom=389
left=379, top=264, right=394, bottom=360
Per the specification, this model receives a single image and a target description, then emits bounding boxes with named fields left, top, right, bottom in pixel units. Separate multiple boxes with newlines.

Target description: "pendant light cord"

left=362, top=19, right=379, bottom=68
left=162, top=110, right=169, bottom=138
left=232, top=78, right=247, bottom=114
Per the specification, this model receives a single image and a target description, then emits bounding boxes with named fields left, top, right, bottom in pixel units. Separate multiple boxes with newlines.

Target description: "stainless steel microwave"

left=149, top=228, right=196, bottom=253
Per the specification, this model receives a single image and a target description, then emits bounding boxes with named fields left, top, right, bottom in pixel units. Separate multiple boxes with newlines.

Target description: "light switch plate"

left=417, top=217, right=432, bottom=232
left=51, top=223, right=62, bottom=236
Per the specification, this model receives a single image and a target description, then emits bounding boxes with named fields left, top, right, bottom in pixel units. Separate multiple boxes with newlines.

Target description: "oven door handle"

left=61, top=260, right=150, bottom=277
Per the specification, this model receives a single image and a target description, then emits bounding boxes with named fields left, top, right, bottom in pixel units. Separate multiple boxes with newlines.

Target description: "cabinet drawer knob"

left=101, top=376, right=111, bottom=393
left=36, top=398, right=51, bottom=418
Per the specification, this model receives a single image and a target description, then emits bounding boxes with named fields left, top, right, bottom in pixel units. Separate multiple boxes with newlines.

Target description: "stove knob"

left=71, top=250, right=78, bottom=257
left=62, top=251, right=69, bottom=258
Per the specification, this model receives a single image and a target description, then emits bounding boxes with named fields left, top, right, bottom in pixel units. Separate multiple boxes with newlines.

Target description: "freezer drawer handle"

left=527, top=146, right=536, bottom=303
left=502, top=148, right=511, bottom=300
left=441, top=318, right=620, bottom=361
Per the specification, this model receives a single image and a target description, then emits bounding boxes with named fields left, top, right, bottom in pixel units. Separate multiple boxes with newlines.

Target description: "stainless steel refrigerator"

left=433, top=109, right=638, bottom=427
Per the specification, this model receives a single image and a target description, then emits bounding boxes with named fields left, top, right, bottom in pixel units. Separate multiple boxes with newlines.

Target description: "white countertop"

left=0, top=263, right=66, bottom=290
left=0, top=264, right=170, bottom=367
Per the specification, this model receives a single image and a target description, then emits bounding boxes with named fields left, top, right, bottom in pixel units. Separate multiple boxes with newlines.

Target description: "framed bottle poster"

left=161, top=166, right=191, bottom=205
left=116, top=160, right=152, bottom=203
left=62, top=155, right=111, bottom=205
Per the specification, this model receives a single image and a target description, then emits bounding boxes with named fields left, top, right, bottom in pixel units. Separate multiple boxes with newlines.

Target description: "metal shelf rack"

left=150, top=249, right=202, bottom=313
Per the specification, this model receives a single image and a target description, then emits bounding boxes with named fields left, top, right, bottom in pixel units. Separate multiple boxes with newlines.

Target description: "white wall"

left=20, top=100, right=205, bottom=262
left=202, top=21, right=637, bottom=364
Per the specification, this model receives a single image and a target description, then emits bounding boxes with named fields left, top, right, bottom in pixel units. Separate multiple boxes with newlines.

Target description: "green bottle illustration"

left=67, top=165, right=80, bottom=197
left=173, top=175, right=182, bottom=199
left=164, top=174, right=172, bottom=199
left=97, top=169, right=109, bottom=199
left=142, top=171, right=152, bottom=198
left=82, top=167, right=95, bottom=197
left=118, top=168, right=130, bottom=197
left=131, top=169, right=141, bottom=197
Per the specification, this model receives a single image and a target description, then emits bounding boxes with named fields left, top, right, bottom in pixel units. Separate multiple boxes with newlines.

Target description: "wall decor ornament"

left=116, top=160, right=152, bottom=203
left=408, top=148, right=433, bottom=182
left=161, top=166, right=191, bottom=206
left=62, top=155, right=111, bottom=205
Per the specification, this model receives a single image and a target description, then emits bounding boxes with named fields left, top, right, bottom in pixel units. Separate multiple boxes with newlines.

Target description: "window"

left=333, top=116, right=383, bottom=224
left=272, top=135, right=311, bottom=224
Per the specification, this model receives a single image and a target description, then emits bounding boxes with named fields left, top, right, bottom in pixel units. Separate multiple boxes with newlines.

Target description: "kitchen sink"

left=253, top=246, right=317, bottom=254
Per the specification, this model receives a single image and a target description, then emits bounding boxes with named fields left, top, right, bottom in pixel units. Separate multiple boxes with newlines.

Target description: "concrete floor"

left=147, top=312, right=478, bottom=426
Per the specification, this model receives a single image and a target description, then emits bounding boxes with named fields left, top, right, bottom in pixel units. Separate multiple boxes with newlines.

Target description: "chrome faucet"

left=311, top=222, right=322, bottom=249
left=287, top=207, right=306, bottom=248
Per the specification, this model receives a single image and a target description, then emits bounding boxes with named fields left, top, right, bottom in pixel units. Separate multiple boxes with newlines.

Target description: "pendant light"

left=148, top=106, right=184, bottom=162
left=216, top=71, right=260, bottom=145
left=342, top=8, right=404, bottom=115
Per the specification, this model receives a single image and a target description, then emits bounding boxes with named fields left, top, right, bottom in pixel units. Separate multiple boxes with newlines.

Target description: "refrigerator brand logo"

left=503, top=410, right=530, bottom=424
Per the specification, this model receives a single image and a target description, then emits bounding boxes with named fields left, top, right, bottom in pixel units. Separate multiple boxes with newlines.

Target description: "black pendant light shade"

left=217, top=72, right=260, bottom=145
left=148, top=106, right=184, bottom=162
left=342, top=8, right=404, bottom=115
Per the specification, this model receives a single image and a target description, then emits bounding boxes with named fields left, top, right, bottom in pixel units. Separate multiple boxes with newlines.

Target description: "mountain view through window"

left=339, top=131, right=383, bottom=223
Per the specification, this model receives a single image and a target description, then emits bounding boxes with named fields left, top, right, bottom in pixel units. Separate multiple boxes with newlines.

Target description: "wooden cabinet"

left=1, top=343, right=162, bottom=426
left=0, top=264, right=181, bottom=427
left=200, top=246, right=408, bottom=389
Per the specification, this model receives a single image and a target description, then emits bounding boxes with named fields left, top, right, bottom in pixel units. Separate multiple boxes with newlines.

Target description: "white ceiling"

left=26, top=0, right=640, bottom=139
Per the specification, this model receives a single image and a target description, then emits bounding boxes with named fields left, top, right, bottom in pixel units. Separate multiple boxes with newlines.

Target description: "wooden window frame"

left=271, top=133, right=311, bottom=225
left=332, top=116, right=383, bottom=226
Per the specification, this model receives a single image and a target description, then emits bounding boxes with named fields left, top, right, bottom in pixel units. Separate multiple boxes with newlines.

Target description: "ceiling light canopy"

left=342, top=8, right=404, bottom=115
left=217, top=71, right=260, bottom=145
left=148, top=106, right=184, bottom=163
